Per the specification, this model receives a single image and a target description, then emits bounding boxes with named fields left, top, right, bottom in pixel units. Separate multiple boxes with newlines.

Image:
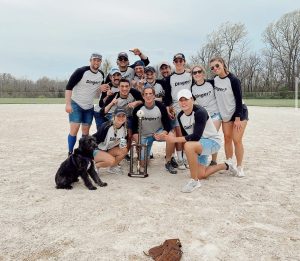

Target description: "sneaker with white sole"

left=177, top=160, right=186, bottom=170
left=183, top=159, right=189, bottom=169
left=181, top=179, right=201, bottom=193
left=107, top=166, right=123, bottom=175
left=227, top=161, right=238, bottom=176
left=236, top=166, right=245, bottom=177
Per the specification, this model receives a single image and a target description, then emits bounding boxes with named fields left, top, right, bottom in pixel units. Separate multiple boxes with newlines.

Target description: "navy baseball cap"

left=114, top=107, right=127, bottom=116
left=134, top=60, right=145, bottom=68
left=144, top=66, right=156, bottom=73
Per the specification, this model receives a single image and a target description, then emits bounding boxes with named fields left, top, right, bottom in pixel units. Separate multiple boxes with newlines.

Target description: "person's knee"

left=233, top=137, right=243, bottom=146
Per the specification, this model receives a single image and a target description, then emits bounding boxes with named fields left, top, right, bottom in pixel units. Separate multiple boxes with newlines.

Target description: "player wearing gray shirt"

left=132, top=87, right=177, bottom=174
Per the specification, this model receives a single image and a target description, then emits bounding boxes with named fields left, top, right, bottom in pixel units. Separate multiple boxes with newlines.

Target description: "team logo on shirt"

left=183, top=124, right=193, bottom=130
left=215, top=86, right=227, bottom=92
left=144, top=116, right=160, bottom=121
left=174, top=80, right=191, bottom=87
left=86, top=80, right=102, bottom=85
left=194, top=91, right=212, bottom=98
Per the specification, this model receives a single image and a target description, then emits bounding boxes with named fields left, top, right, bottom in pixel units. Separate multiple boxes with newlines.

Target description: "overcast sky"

left=0, top=0, right=298, bottom=80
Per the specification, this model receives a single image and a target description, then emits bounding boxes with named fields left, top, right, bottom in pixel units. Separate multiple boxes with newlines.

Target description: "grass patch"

left=244, top=99, right=299, bottom=107
left=0, top=98, right=299, bottom=108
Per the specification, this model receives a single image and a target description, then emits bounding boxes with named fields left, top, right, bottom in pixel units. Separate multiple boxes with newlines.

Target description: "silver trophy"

left=128, top=109, right=148, bottom=178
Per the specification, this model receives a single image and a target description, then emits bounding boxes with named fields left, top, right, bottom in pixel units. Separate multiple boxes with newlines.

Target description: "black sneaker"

left=125, top=154, right=131, bottom=161
left=150, top=153, right=154, bottom=159
left=165, top=161, right=177, bottom=174
left=170, top=156, right=178, bottom=168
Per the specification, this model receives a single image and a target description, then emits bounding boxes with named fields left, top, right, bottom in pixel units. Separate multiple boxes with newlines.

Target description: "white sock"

left=177, top=151, right=183, bottom=161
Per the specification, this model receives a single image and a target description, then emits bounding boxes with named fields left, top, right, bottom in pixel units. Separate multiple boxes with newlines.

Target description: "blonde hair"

left=209, top=57, right=229, bottom=74
left=191, top=65, right=206, bottom=78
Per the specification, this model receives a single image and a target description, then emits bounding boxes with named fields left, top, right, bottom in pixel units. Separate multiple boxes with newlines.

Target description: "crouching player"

left=160, top=89, right=237, bottom=193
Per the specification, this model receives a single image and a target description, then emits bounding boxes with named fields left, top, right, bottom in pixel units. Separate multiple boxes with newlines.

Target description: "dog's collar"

left=70, top=154, right=92, bottom=168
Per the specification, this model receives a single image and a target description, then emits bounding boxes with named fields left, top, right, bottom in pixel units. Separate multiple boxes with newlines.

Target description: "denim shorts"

left=198, top=138, right=221, bottom=166
left=69, top=100, right=94, bottom=125
left=170, top=117, right=179, bottom=129
left=210, top=112, right=222, bottom=121
left=139, top=129, right=163, bottom=160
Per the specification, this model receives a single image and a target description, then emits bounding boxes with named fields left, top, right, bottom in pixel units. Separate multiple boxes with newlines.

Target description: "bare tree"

left=263, top=9, right=300, bottom=90
left=190, top=21, right=248, bottom=77
left=101, top=58, right=112, bottom=76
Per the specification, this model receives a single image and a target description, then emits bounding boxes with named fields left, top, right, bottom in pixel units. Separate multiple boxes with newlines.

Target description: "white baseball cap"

left=177, top=89, right=192, bottom=101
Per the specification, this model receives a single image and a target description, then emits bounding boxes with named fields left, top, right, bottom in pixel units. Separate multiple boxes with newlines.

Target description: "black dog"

left=55, top=136, right=107, bottom=190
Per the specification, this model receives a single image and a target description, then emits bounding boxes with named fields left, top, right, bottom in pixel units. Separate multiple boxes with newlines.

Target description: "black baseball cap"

left=173, top=53, right=185, bottom=61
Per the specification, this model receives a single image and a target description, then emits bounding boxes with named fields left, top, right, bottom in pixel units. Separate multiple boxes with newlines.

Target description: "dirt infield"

left=0, top=105, right=299, bottom=260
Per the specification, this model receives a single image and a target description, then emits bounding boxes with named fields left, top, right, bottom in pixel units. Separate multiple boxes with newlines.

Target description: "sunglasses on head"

left=118, top=57, right=128, bottom=62
left=210, top=64, right=220, bottom=71
left=174, top=59, right=184, bottom=64
left=192, top=70, right=203, bottom=75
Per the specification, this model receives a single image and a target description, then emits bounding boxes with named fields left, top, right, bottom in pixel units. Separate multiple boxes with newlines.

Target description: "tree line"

left=0, top=9, right=299, bottom=99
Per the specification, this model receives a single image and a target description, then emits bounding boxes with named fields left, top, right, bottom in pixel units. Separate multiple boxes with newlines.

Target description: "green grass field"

left=0, top=98, right=299, bottom=107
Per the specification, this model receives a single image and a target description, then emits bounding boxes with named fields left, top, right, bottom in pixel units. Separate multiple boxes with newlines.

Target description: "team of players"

left=65, top=49, right=248, bottom=193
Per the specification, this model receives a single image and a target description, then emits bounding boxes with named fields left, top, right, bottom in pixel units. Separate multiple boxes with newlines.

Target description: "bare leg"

left=233, top=120, right=247, bottom=166
left=222, top=121, right=234, bottom=160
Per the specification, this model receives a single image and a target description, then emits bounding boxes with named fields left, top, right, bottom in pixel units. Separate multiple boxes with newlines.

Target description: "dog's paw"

left=66, top=185, right=73, bottom=190
left=99, top=182, right=108, bottom=187
left=88, top=186, right=97, bottom=190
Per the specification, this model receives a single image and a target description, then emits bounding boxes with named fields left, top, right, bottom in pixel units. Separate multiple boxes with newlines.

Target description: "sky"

left=0, top=0, right=298, bottom=81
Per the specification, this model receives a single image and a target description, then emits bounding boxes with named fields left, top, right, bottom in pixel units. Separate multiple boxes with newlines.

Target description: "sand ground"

left=0, top=105, right=299, bottom=261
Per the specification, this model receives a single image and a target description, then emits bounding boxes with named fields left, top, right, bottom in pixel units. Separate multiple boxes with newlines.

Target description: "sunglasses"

left=174, top=59, right=184, bottom=64
left=192, top=70, right=203, bottom=75
left=210, top=64, right=220, bottom=71
left=118, top=57, right=128, bottom=62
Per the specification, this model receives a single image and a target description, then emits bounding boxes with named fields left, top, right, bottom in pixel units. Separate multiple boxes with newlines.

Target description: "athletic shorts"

left=198, top=138, right=221, bottom=166
left=229, top=104, right=249, bottom=122
left=69, top=100, right=94, bottom=125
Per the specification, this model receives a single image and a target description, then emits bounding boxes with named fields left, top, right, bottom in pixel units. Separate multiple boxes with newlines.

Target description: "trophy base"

left=128, top=172, right=149, bottom=178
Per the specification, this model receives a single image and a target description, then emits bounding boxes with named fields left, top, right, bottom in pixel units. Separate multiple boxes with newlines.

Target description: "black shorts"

left=230, top=104, right=249, bottom=122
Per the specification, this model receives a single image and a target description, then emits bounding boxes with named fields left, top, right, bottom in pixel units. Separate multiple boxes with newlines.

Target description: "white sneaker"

left=227, top=161, right=238, bottom=176
left=236, top=166, right=245, bottom=177
left=177, top=160, right=186, bottom=170
left=181, top=179, right=201, bottom=193
left=107, top=166, right=123, bottom=175
left=225, top=158, right=233, bottom=165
